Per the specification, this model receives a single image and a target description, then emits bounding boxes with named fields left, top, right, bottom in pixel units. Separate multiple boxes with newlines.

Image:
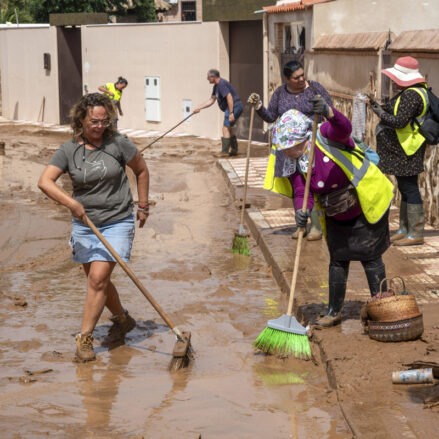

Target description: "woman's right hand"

left=69, top=200, right=86, bottom=223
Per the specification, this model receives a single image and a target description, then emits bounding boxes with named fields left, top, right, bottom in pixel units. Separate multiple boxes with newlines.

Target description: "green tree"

left=132, top=0, right=156, bottom=23
left=0, top=0, right=33, bottom=23
left=29, top=0, right=156, bottom=23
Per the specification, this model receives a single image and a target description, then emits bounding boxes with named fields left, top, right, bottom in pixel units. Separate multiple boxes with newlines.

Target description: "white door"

left=145, top=76, right=161, bottom=122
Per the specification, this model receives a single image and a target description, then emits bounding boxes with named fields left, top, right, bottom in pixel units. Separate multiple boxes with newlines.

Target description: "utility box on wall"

left=145, top=76, right=161, bottom=122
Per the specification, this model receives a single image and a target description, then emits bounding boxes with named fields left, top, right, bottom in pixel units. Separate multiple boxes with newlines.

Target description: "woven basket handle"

left=389, top=276, right=407, bottom=295
left=377, top=277, right=395, bottom=299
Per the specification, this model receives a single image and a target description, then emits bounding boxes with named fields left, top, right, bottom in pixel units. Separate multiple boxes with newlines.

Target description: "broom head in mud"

left=232, top=234, right=250, bottom=256
left=232, top=224, right=250, bottom=256
left=169, top=330, right=192, bottom=371
left=253, top=315, right=311, bottom=360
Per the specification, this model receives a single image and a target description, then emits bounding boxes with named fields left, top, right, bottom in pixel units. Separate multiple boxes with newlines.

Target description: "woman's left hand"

left=137, top=210, right=148, bottom=228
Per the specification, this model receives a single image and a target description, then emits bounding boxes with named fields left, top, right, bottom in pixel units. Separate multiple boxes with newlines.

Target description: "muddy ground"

left=0, top=124, right=354, bottom=438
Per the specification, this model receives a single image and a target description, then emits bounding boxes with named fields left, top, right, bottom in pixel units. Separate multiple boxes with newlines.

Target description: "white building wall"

left=81, top=21, right=225, bottom=137
left=313, top=0, right=439, bottom=37
left=0, top=26, right=59, bottom=123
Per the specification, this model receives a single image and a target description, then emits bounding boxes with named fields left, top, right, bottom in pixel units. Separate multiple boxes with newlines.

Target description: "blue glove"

left=295, top=209, right=310, bottom=228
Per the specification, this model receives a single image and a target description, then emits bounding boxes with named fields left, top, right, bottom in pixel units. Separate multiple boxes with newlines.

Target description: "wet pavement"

left=0, top=123, right=352, bottom=438
left=218, top=156, right=439, bottom=438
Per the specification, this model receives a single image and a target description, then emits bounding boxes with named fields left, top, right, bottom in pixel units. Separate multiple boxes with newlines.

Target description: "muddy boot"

left=214, top=137, right=231, bottom=158
left=291, top=228, right=307, bottom=239
left=316, top=262, right=348, bottom=327
left=390, top=201, right=408, bottom=242
left=229, top=135, right=238, bottom=156
left=102, top=309, right=136, bottom=347
left=75, top=332, right=96, bottom=362
left=362, top=257, right=386, bottom=297
left=306, top=205, right=322, bottom=241
left=393, top=203, right=424, bottom=246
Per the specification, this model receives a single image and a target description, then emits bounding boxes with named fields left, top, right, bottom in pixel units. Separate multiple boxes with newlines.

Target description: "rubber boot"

left=229, top=135, right=238, bottom=156
left=75, top=332, right=96, bottom=362
left=316, top=263, right=348, bottom=327
left=214, top=137, right=231, bottom=158
left=390, top=201, right=408, bottom=242
left=307, top=205, right=323, bottom=241
left=102, top=309, right=136, bottom=347
left=393, top=203, right=424, bottom=246
left=362, top=258, right=386, bottom=297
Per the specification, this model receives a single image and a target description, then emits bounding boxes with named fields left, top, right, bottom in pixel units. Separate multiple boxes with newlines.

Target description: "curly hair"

left=70, top=93, right=117, bottom=139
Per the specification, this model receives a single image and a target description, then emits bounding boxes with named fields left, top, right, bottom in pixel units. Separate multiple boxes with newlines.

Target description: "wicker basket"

left=366, top=277, right=420, bottom=322
left=366, top=314, right=424, bottom=342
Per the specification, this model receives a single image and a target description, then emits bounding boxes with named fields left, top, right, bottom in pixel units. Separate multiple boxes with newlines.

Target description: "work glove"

left=311, top=96, right=330, bottom=118
left=295, top=208, right=310, bottom=228
left=247, top=92, right=262, bottom=109
left=369, top=100, right=385, bottom=118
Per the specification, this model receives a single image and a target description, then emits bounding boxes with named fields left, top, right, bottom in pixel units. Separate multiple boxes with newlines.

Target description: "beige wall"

left=313, top=0, right=439, bottom=37
left=306, top=53, right=379, bottom=94
left=81, top=21, right=225, bottom=137
left=0, top=26, right=59, bottom=123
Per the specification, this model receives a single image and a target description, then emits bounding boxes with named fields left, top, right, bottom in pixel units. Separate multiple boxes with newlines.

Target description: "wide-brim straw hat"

left=382, top=56, right=425, bottom=87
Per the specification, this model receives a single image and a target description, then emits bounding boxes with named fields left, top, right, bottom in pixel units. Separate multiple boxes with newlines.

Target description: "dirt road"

left=0, top=124, right=351, bottom=438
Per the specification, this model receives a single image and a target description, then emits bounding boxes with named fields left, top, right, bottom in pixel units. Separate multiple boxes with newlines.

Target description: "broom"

left=253, top=113, right=319, bottom=359
left=232, top=104, right=255, bottom=256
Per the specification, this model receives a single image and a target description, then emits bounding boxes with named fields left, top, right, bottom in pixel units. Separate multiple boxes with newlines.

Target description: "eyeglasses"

left=89, top=119, right=111, bottom=127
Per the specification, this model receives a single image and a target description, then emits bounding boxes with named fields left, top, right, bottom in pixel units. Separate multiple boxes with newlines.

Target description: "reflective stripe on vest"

left=263, top=147, right=293, bottom=198
left=316, top=131, right=394, bottom=224
left=104, top=82, right=122, bottom=102
left=394, top=86, right=428, bottom=156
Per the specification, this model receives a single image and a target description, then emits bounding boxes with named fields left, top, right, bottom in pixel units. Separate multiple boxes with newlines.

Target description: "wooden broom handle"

left=85, top=215, right=177, bottom=331
left=287, top=112, right=319, bottom=316
left=139, top=112, right=195, bottom=154
left=239, top=105, right=256, bottom=228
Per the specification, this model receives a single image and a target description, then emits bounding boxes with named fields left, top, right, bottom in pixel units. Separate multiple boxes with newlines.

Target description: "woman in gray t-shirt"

left=38, top=93, right=150, bottom=362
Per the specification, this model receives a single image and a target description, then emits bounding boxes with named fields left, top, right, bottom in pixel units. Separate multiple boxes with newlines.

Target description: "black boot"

left=229, top=135, right=238, bottom=156
left=316, top=262, right=348, bottom=327
left=362, top=257, right=386, bottom=297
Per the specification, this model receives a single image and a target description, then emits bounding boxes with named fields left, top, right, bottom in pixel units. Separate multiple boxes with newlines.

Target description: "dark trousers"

left=331, top=256, right=386, bottom=298
left=396, top=175, right=423, bottom=205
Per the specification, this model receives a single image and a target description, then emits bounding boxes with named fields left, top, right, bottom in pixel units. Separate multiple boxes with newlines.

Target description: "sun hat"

left=381, top=56, right=425, bottom=87
left=272, top=109, right=313, bottom=150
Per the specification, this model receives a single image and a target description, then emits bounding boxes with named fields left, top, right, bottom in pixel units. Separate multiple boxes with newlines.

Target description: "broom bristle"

left=254, top=327, right=311, bottom=360
left=232, top=235, right=250, bottom=256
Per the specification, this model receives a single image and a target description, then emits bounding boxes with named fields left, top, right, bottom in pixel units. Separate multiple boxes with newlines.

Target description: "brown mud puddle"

left=0, top=124, right=350, bottom=438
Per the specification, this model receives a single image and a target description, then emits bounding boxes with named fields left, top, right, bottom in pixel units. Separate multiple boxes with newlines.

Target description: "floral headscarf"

left=271, top=109, right=314, bottom=178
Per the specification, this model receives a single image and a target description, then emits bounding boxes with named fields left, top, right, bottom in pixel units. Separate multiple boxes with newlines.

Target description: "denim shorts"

left=224, top=102, right=243, bottom=127
left=70, top=213, right=135, bottom=263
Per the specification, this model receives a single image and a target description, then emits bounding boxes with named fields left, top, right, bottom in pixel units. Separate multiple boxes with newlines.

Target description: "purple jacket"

left=290, top=108, right=362, bottom=221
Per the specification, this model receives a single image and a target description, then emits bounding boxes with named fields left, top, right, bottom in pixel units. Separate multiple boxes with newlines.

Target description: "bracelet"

left=138, top=203, right=149, bottom=209
left=137, top=207, right=150, bottom=214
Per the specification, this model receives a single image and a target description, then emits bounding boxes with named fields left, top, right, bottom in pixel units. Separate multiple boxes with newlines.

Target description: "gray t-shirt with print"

left=49, top=134, right=138, bottom=226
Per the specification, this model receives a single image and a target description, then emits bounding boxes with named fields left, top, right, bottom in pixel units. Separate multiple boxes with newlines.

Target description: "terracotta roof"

left=388, top=29, right=439, bottom=53
left=262, top=0, right=332, bottom=14
left=313, top=31, right=392, bottom=51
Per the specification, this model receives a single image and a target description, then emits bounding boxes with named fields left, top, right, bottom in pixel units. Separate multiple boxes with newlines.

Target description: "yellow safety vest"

left=263, top=148, right=293, bottom=198
left=263, top=131, right=394, bottom=224
left=315, top=131, right=394, bottom=224
left=104, top=82, right=122, bottom=102
left=394, top=85, right=428, bottom=156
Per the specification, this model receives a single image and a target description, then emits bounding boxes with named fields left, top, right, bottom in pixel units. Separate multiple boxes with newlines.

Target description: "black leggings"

left=331, top=257, right=386, bottom=296
left=395, top=175, right=423, bottom=205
